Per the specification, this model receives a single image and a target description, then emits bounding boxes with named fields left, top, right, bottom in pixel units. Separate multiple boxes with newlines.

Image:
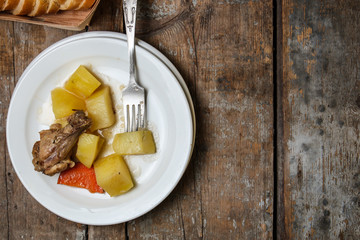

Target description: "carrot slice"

left=57, top=162, right=104, bottom=193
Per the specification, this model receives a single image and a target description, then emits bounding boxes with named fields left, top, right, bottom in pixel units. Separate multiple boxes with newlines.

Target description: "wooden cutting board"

left=0, top=0, right=100, bottom=31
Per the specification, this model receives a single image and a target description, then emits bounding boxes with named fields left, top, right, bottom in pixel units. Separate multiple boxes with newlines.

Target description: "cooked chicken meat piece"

left=32, top=110, right=91, bottom=176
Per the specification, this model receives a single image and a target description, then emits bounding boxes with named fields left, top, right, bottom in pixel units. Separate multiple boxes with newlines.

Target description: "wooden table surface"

left=1, top=1, right=359, bottom=239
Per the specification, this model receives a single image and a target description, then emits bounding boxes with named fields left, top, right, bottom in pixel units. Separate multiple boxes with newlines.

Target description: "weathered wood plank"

left=0, top=20, right=15, bottom=240
left=280, top=0, right=360, bottom=238
left=89, top=0, right=123, bottom=32
left=128, top=0, right=274, bottom=239
left=275, top=0, right=286, bottom=238
left=88, top=225, right=126, bottom=239
left=192, top=1, right=274, bottom=238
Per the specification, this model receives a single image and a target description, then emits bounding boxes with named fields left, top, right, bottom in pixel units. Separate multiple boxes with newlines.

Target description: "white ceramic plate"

left=7, top=32, right=194, bottom=225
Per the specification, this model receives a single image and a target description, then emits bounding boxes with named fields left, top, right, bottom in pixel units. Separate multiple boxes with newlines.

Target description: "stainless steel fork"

left=122, top=0, right=145, bottom=132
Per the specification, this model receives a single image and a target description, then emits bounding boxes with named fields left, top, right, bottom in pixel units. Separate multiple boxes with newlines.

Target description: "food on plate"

left=85, top=86, right=115, bottom=131
left=54, top=116, right=68, bottom=127
left=64, top=65, right=101, bottom=99
left=51, top=87, right=86, bottom=119
left=32, top=65, right=157, bottom=197
left=32, top=110, right=91, bottom=176
left=58, top=162, right=104, bottom=193
left=0, top=0, right=96, bottom=16
left=94, top=154, right=134, bottom=197
left=76, top=133, right=104, bottom=168
left=112, top=130, right=156, bottom=155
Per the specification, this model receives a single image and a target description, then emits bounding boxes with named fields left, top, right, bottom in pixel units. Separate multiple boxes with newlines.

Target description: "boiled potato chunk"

left=112, top=130, right=156, bottom=155
left=85, top=86, right=115, bottom=131
left=64, top=65, right=101, bottom=98
left=76, top=133, right=104, bottom=168
left=94, top=154, right=134, bottom=197
left=51, top=87, right=86, bottom=119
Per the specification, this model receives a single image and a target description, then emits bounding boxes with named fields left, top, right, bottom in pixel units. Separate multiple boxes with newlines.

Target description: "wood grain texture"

left=89, top=0, right=123, bottom=32
left=280, top=0, right=360, bottom=239
left=193, top=1, right=274, bottom=238
left=0, top=20, right=15, bottom=240
left=1, top=0, right=274, bottom=239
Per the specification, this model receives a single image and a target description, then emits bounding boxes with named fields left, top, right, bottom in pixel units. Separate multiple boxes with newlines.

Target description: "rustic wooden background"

left=0, top=0, right=359, bottom=239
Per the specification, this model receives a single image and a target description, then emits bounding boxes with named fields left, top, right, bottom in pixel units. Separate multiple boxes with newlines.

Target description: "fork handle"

left=123, top=0, right=137, bottom=85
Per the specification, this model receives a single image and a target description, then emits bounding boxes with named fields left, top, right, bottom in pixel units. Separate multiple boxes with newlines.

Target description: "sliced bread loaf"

left=28, top=0, right=48, bottom=16
left=12, top=0, right=35, bottom=15
left=75, top=0, right=94, bottom=10
left=59, top=0, right=81, bottom=10
left=2, top=0, right=20, bottom=11
left=45, top=0, right=60, bottom=14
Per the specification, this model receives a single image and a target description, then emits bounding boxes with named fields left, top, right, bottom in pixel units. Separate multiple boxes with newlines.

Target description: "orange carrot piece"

left=57, top=162, right=104, bottom=193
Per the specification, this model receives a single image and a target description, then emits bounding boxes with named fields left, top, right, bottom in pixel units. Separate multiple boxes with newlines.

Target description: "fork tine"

left=131, top=104, right=136, bottom=132
left=124, top=101, right=145, bottom=132
left=140, top=102, right=145, bottom=129
left=136, top=104, right=141, bottom=130
left=124, top=104, right=129, bottom=132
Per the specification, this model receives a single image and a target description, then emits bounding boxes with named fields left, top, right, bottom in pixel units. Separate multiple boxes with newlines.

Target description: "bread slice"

left=12, top=0, right=35, bottom=15
left=2, top=0, right=20, bottom=11
left=59, top=0, right=81, bottom=10
left=0, top=0, right=5, bottom=10
left=28, top=0, right=48, bottom=16
left=75, top=0, right=94, bottom=10
left=45, top=0, right=60, bottom=14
